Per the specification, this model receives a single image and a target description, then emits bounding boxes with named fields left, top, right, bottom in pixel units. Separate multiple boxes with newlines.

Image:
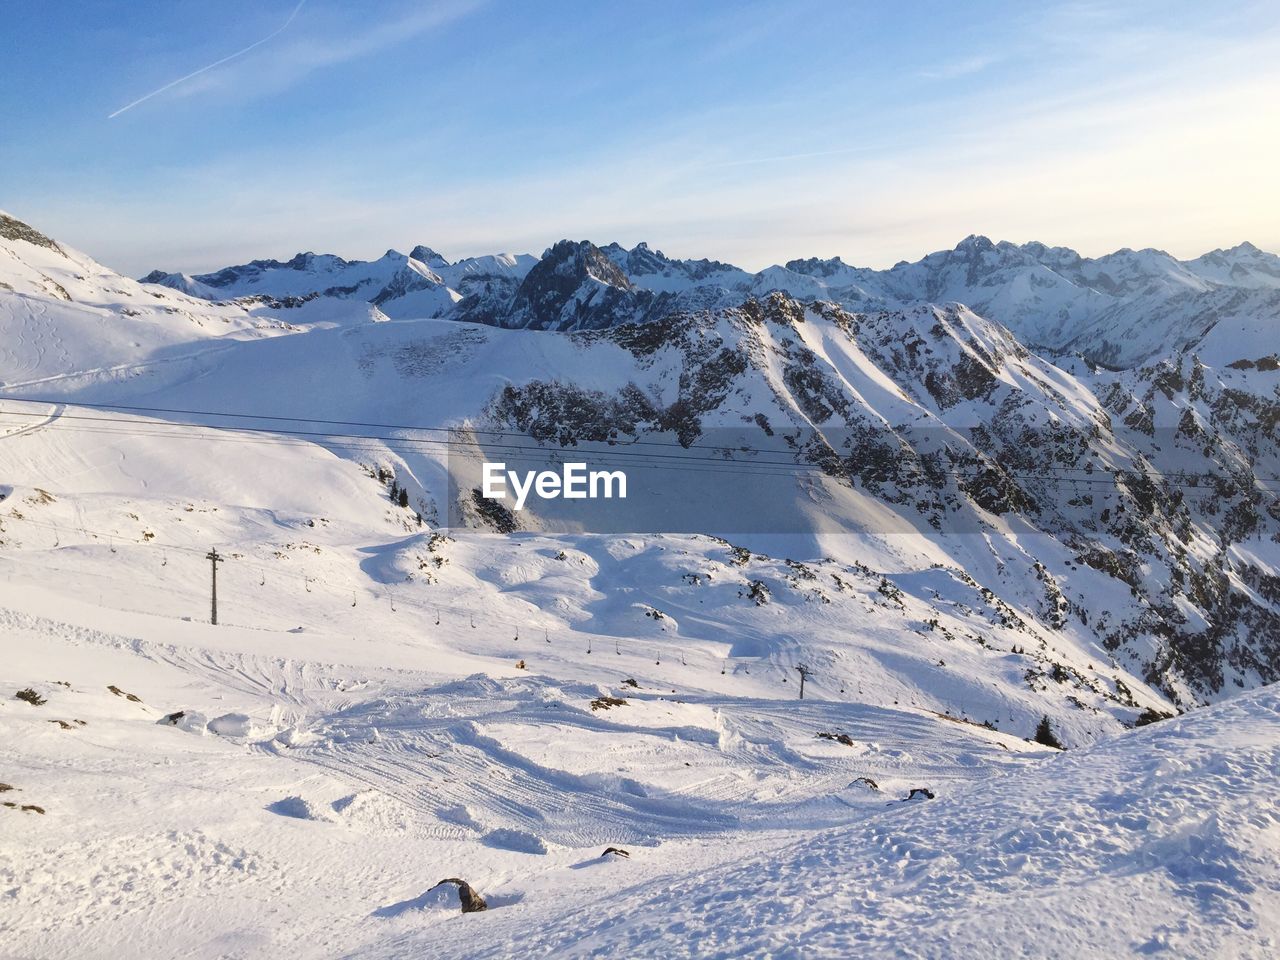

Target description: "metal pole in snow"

left=206, top=548, right=224, bottom=625
left=796, top=664, right=812, bottom=700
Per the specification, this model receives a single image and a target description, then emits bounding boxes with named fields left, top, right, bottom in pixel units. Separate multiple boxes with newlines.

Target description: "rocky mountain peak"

left=0, top=212, right=62, bottom=254
left=783, top=255, right=854, bottom=279
left=283, top=251, right=348, bottom=271
left=954, top=234, right=997, bottom=255
left=537, top=240, right=634, bottom=291
left=410, top=245, right=450, bottom=268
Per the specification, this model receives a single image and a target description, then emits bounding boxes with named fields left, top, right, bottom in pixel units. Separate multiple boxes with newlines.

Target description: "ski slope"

left=0, top=402, right=1169, bottom=959
left=0, top=211, right=298, bottom=394
left=415, top=683, right=1280, bottom=960
left=3, top=564, right=1274, bottom=958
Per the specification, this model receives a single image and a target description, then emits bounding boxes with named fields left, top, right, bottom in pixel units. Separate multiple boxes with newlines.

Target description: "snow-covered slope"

left=416, top=681, right=1280, bottom=960
left=783, top=237, right=1280, bottom=367
left=0, top=394, right=1152, bottom=957
left=148, top=243, right=538, bottom=324
left=136, top=269, right=222, bottom=299
left=193, top=249, right=408, bottom=300
left=2, top=393, right=1262, bottom=958
left=3, top=492, right=1271, bottom=960
left=0, top=212, right=295, bottom=391
left=1186, top=241, right=1280, bottom=290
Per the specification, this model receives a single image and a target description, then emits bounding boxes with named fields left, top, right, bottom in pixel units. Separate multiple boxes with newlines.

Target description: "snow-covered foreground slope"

left=418, top=682, right=1280, bottom=960
left=0, top=399, right=1171, bottom=959
left=3, top=556, right=1275, bottom=958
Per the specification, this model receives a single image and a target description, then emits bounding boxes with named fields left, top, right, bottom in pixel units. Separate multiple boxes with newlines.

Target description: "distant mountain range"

left=141, top=233, right=1280, bottom=368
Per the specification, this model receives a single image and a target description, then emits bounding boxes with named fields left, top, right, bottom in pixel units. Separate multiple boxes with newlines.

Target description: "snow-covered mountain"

left=3, top=211, right=1279, bottom=958
left=601, top=240, right=755, bottom=294
left=147, top=232, right=1280, bottom=368
left=143, top=242, right=537, bottom=323
left=1186, top=241, right=1280, bottom=290
left=0, top=212, right=297, bottom=392
left=782, top=236, right=1280, bottom=366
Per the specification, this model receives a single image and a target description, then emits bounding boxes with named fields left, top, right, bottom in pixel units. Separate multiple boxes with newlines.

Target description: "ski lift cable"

left=6, top=396, right=1278, bottom=483
left=1, top=405, right=1275, bottom=489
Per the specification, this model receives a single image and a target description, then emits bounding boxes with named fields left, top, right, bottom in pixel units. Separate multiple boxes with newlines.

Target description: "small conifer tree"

left=1034, top=714, right=1064, bottom=749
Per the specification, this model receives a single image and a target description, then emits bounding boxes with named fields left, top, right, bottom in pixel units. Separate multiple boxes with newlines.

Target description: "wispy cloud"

left=109, top=0, right=309, bottom=118
left=110, top=0, right=484, bottom=116
left=917, top=54, right=998, bottom=81
left=703, top=145, right=877, bottom=169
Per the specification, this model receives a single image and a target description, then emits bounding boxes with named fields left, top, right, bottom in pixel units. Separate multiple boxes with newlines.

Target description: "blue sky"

left=2, top=0, right=1277, bottom=275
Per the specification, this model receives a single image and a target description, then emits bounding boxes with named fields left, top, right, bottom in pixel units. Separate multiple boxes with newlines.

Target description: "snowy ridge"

left=0, top=212, right=298, bottom=391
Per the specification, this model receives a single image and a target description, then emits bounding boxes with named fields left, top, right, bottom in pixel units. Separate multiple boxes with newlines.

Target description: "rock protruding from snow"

left=0, top=212, right=63, bottom=254
left=157, top=710, right=208, bottom=734
left=431, top=878, right=488, bottom=914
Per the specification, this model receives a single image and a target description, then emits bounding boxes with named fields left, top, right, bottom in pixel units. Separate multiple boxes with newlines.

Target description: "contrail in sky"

left=108, top=0, right=308, bottom=118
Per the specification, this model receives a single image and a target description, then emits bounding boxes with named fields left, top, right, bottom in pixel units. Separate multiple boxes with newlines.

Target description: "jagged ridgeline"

left=141, top=232, right=1280, bottom=368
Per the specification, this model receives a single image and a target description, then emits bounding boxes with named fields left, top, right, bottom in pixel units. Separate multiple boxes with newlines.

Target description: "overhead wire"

left=3, top=395, right=1278, bottom=479
left=1, top=403, right=1276, bottom=493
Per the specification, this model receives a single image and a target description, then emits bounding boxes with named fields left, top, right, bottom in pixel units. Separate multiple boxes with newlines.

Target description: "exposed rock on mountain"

left=477, top=290, right=1279, bottom=703
left=458, top=240, right=673, bottom=331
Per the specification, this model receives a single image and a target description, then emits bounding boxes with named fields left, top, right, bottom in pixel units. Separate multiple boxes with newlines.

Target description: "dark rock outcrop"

left=431, top=878, right=488, bottom=913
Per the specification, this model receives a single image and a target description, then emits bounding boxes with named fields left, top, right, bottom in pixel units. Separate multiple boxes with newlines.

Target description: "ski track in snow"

left=0, top=602, right=1020, bottom=851
left=0, top=399, right=63, bottom=439
left=0, top=590, right=1058, bottom=959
